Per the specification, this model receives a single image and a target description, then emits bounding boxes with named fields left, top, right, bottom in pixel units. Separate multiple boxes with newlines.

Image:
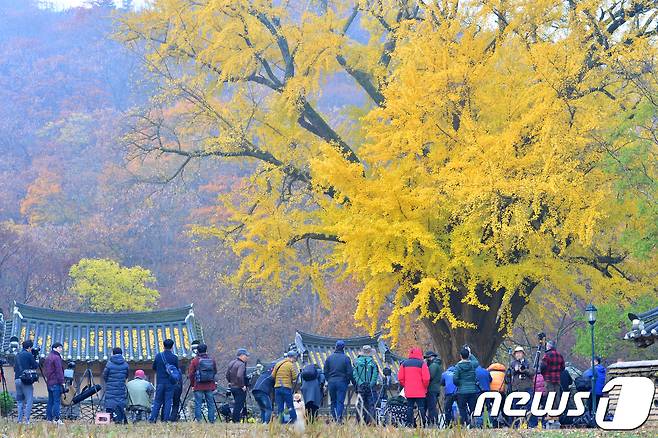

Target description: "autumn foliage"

left=121, top=0, right=657, bottom=363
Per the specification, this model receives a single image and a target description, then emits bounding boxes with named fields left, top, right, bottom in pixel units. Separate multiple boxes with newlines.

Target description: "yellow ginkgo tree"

left=121, top=0, right=657, bottom=363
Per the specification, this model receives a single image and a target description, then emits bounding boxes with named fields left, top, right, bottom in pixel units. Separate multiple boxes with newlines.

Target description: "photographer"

left=508, top=346, right=534, bottom=393
left=226, top=348, right=250, bottom=423
left=423, top=351, right=442, bottom=426
left=188, top=343, right=218, bottom=423
left=506, top=346, right=535, bottom=419
left=13, top=340, right=39, bottom=424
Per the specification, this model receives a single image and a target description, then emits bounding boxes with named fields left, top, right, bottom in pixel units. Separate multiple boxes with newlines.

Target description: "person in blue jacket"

left=252, top=362, right=275, bottom=423
left=475, top=365, right=492, bottom=392
left=441, top=366, right=458, bottom=426
left=474, top=365, right=493, bottom=427
left=149, top=339, right=180, bottom=422
left=323, top=340, right=354, bottom=422
left=582, top=356, right=606, bottom=412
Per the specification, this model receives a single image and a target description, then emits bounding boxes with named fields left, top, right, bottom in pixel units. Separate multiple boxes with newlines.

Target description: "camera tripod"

left=532, top=336, right=546, bottom=393
left=178, top=377, right=222, bottom=422
left=0, top=364, right=9, bottom=423
left=77, top=365, right=102, bottom=422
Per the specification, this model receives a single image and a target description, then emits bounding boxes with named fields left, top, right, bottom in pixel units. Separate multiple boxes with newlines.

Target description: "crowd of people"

left=10, top=337, right=607, bottom=429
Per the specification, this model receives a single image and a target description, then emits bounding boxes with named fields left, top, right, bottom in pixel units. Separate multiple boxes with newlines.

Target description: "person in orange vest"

left=487, top=363, right=507, bottom=393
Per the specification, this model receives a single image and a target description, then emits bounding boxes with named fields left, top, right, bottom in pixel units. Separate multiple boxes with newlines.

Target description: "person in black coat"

left=14, top=339, right=39, bottom=424
left=103, top=347, right=129, bottom=424
left=252, top=362, right=275, bottom=423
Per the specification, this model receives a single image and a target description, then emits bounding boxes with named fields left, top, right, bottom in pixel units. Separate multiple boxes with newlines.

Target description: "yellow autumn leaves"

left=121, top=1, right=657, bottom=350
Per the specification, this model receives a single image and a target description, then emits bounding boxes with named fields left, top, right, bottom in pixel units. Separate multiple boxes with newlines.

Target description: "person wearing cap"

left=127, top=369, right=155, bottom=422
left=352, top=345, right=379, bottom=424
left=272, top=351, right=299, bottom=424
left=44, top=342, right=65, bottom=424
left=323, top=340, right=354, bottom=422
left=226, top=348, right=250, bottom=423
left=423, top=351, right=442, bottom=426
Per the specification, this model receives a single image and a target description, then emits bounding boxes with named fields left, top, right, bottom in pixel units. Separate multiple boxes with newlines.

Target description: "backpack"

left=160, top=352, right=181, bottom=384
left=574, top=375, right=591, bottom=392
left=301, top=364, right=318, bottom=382
left=195, top=357, right=216, bottom=383
left=354, top=358, right=377, bottom=386
left=19, top=369, right=39, bottom=385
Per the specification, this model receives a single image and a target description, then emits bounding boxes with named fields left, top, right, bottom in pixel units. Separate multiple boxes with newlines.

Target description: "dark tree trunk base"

left=424, top=319, right=505, bottom=367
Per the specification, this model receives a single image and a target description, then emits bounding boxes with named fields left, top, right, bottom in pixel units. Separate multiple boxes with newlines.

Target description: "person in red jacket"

left=188, top=344, right=218, bottom=423
left=398, top=347, right=430, bottom=427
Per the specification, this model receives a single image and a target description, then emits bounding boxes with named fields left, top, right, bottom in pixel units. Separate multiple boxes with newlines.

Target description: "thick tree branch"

left=287, top=233, right=344, bottom=246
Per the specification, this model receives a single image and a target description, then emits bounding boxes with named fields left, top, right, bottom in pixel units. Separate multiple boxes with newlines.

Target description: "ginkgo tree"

left=121, top=0, right=657, bottom=363
left=69, top=258, right=160, bottom=312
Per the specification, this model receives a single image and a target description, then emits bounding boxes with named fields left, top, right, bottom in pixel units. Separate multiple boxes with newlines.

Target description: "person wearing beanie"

left=323, top=340, right=354, bottom=422
left=127, top=369, right=155, bottom=422
left=226, top=348, right=250, bottom=423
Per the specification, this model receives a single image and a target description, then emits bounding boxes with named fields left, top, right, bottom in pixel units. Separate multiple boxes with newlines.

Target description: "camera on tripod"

left=64, top=361, right=76, bottom=379
left=537, top=332, right=546, bottom=342
left=31, top=346, right=41, bottom=359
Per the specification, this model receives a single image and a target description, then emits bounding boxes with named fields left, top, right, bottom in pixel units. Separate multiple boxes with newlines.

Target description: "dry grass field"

left=0, top=421, right=655, bottom=438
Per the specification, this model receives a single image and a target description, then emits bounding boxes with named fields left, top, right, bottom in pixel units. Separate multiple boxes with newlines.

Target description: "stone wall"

left=606, top=360, right=658, bottom=428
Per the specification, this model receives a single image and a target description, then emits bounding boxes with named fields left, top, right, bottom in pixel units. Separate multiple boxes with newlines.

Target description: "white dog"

left=293, top=392, right=306, bottom=433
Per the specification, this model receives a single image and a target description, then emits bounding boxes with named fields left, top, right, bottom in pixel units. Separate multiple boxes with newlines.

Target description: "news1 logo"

left=474, top=377, right=656, bottom=430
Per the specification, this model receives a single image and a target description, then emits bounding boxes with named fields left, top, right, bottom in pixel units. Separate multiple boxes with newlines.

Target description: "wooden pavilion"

left=0, top=302, right=204, bottom=418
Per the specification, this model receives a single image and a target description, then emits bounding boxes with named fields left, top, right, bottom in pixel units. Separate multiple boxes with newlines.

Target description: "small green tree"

left=0, top=391, right=15, bottom=417
left=573, top=293, right=658, bottom=362
left=69, top=258, right=159, bottom=312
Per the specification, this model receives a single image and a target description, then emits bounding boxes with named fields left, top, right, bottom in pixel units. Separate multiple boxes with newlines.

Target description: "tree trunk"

left=421, top=280, right=538, bottom=367
left=424, top=318, right=505, bottom=367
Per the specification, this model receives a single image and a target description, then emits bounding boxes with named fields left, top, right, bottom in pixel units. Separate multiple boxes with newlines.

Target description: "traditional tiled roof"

left=293, top=331, right=403, bottom=378
left=623, top=306, right=658, bottom=348
left=1, top=302, right=204, bottom=362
